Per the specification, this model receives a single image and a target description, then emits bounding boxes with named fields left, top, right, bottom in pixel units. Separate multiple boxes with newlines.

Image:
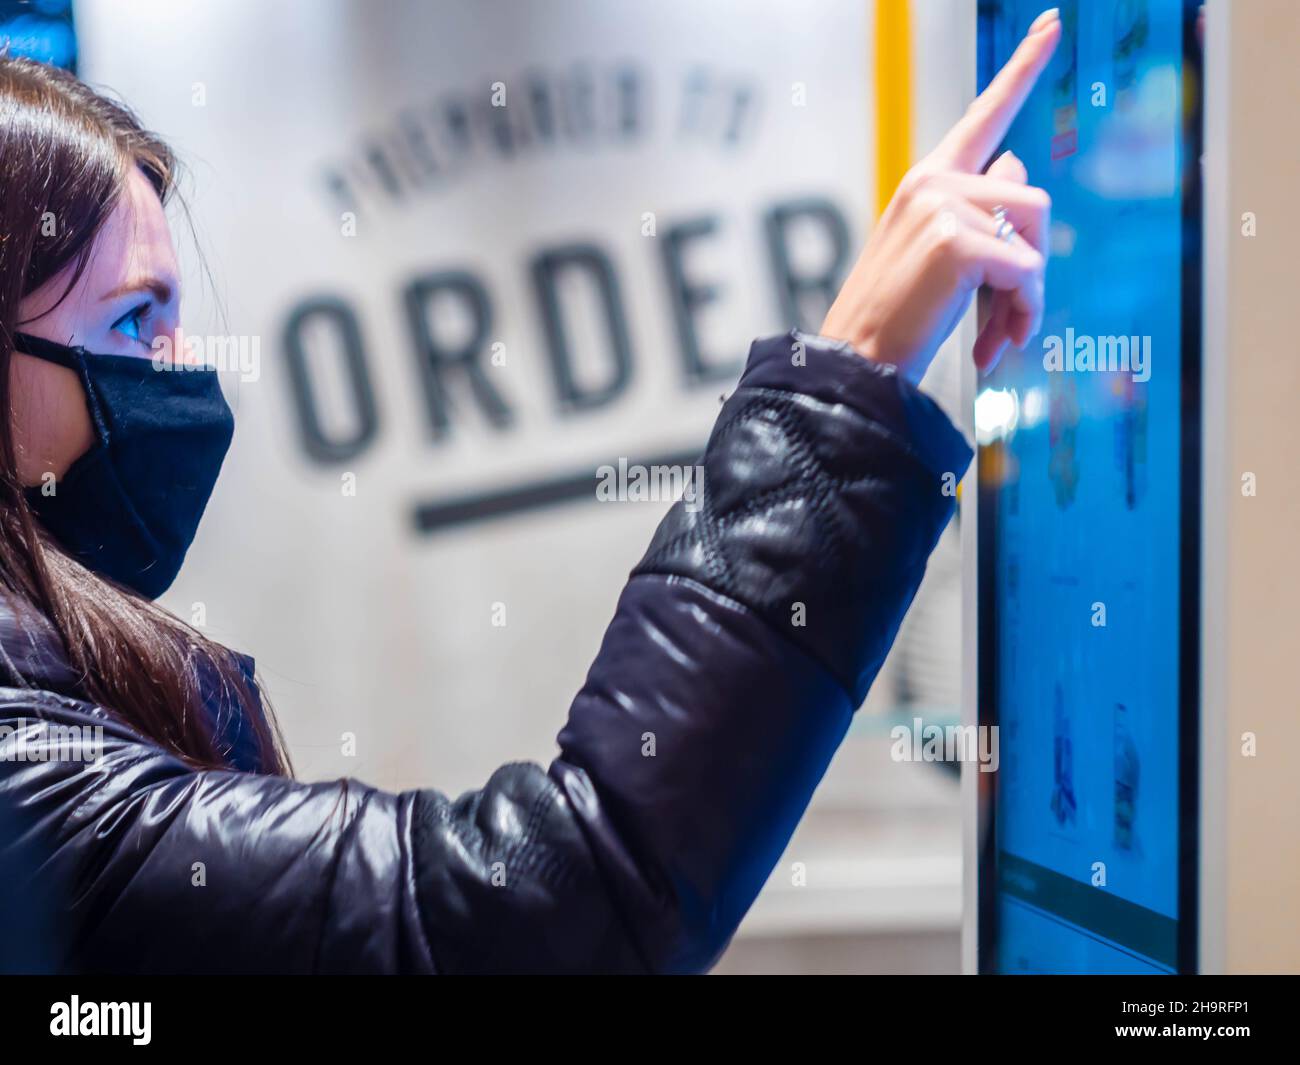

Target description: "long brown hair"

left=0, top=56, right=289, bottom=774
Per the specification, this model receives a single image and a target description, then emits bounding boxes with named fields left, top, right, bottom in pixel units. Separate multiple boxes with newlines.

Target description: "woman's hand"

left=821, top=7, right=1061, bottom=382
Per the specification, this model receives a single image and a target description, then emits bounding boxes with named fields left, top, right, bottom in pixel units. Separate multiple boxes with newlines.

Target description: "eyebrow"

left=99, top=278, right=175, bottom=304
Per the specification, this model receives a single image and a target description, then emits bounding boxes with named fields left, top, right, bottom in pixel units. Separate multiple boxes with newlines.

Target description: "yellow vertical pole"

left=874, top=0, right=913, bottom=218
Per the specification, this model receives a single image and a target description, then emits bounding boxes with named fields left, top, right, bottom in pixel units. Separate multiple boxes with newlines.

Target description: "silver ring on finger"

left=991, top=204, right=1015, bottom=243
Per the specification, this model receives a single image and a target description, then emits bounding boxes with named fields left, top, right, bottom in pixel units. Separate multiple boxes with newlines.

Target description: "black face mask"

left=13, top=332, right=235, bottom=600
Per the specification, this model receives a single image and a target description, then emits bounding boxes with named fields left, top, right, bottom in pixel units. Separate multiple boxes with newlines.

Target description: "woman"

left=0, top=12, right=1059, bottom=973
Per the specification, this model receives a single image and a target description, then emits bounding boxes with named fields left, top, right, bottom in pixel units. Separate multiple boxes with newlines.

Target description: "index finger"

left=933, top=8, right=1062, bottom=173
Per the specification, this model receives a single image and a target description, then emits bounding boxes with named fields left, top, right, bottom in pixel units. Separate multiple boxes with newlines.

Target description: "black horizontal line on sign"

left=411, top=445, right=707, bottom=534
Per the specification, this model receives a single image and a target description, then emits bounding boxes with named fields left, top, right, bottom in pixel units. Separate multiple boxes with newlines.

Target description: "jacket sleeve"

left=0, top=331, right=970, bottom=975
left=408, top=331, right=971, bottom=973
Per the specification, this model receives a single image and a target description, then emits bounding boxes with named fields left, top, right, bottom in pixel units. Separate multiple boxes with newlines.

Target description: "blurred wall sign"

left=281, top=60, right=855, bottom=532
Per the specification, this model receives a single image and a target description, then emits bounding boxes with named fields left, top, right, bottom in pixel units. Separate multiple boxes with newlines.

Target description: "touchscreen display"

left=976, top=0, right=1200, bottom=973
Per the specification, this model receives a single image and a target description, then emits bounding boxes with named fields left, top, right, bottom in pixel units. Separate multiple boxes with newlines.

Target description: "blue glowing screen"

left=976, top=0, right=1199, bottom=974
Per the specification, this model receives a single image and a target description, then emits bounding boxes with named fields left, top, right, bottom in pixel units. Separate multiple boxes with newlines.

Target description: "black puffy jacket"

left=0, top=331, right=971, bottom=974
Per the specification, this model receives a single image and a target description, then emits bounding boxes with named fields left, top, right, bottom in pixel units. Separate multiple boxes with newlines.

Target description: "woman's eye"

left=111, top=302, right=151, bottom=345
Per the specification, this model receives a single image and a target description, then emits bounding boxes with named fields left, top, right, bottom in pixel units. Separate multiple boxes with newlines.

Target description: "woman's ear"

left=7, top=351, right=94, bottom=486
